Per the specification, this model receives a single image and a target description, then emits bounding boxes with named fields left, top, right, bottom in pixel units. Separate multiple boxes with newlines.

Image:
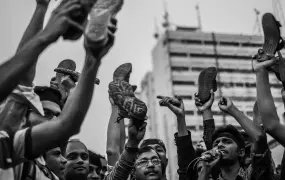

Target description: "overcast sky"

left=0, top=0, right=284, bottom=155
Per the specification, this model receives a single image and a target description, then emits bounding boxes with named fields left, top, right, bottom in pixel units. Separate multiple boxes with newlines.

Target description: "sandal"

left=198, top=67, right=217, bottom=103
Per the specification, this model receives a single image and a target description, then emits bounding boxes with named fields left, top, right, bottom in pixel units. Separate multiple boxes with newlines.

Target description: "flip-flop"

left=198, top=67, right=217, bottom=103
left=258, top=13, right=281, bottom=61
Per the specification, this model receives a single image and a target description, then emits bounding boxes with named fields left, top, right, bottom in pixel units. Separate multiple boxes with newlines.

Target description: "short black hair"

left=140, top=139, right=166, bottom=153
left=212, top=125, right=245, bottom=149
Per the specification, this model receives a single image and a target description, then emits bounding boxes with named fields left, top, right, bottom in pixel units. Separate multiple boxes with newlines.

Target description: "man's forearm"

left=17, top=5, right=49, bottom=86
left=177, top=116, right=187, bottom=136
left=0, top=33, right=50, bottom=102
left=17, top=5, right=48, bottom=52
left=59, top=53, right=100, bottom=136
left=256, top=70, right=279, bottom=127
left=107, top=107, right=122, bottom=166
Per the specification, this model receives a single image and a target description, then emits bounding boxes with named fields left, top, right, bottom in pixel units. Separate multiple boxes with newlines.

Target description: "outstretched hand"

left=41, top=0, right=84, bottom=44
left=157, top=95, right=185, bottom=118
left=195, top=90, right=214, bottom=112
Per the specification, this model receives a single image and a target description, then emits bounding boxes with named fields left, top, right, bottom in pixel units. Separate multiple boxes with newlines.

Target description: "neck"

left=162, top=173, right=167, bottom=180
left=220, top=161, right=241, bottom=180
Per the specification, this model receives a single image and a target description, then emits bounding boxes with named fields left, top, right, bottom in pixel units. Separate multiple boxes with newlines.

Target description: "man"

left=132, top=146, right=163, bottom=180
left=45, top=147, right=67, bottom=180
left=140, top=139, right=168, bottom=180
left=88, top=150, right=107, bottom=180
left=64, top=139, right=90, bottom=180
left=197, top=124, right=272, bottom=180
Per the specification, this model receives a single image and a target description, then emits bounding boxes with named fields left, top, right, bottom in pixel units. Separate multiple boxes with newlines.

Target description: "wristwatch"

left=125, top=145, right=139, bottom=153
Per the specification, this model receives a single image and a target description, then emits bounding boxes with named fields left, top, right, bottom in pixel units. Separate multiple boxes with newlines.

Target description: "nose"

left=146, top=160, right=155, bottom=168
left=76, top=157, right=84, bottom=165
left=60, top=155, right=67, bottom=165
left=217, top=142, right=225, bottom=150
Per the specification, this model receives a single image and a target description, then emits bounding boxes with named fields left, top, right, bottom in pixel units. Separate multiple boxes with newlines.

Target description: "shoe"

left=258, top=13, right=281, bottom=61
left=109, top=80, right=147, bottom=124
left=157, top=95, right=181, bottom=107
left=85, top=0, right=123, bottom=45
left=197, top=67, right=217, bottom=103
left=113, top=63, right=132, bottom=82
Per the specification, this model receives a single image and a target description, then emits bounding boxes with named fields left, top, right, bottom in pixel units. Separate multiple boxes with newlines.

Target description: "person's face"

left=147, top=144, right=167, bottom=169
left=99, top=158, right=107, bottom=179
left=213, top=137, right=243, bottom=165
left=134, top=150, right=162, bottom=180
left=88, top=164, right=100, bottom=180
left=45, top=147, right=67, bottom=180
left=64, top=141, right=89, bottom=180
left=27, top=100, right=61, bottom=126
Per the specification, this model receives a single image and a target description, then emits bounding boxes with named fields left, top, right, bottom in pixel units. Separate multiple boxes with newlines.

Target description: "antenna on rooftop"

left=253, top=8, right=262, bottom=35
left=196, top=4, right=202, bottom=31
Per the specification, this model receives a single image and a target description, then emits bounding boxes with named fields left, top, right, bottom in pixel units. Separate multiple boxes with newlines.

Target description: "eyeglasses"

left=135, top=158, right=161, bottom=167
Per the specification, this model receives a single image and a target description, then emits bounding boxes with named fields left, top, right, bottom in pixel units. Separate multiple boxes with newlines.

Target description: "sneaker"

left=113, top=63, right=132, bottom=82
left=197, top=67, right=217, bottom=103
left=85, top=0, right=123, bottom=45
left=109, top=80, right=147, bottom=123
left=258, top=13, right=281, bottom=61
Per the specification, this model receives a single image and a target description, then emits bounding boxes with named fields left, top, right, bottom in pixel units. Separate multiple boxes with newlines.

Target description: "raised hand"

left=195, top=90, right=214, bottom=112
left=40, top=0, right=84, bottom=44
left=84, top=18, right=117, bottom=60
left=252, top=55, right=278, bottom=72
left=157, top=95, right=185, bottom=118
left=200, top=149, right=222, bottom=174
left=127, top=119, right=147, bottom=146
left=218, top=97, right=234, bottom=113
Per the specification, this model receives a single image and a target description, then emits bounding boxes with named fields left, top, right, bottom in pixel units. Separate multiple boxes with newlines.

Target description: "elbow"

left=106, top=148, right=120, bottom=157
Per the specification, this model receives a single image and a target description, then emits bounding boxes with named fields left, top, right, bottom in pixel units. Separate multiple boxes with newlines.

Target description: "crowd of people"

left=1, top=0, right=285, bottom=180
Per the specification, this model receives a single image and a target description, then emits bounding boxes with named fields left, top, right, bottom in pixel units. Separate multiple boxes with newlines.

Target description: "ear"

left=238, top=148, right=245, bottom=158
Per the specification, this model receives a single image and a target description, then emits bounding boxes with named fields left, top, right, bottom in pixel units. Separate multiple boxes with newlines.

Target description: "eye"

left=151, top=159, right=161, bottom=165
left=156, top=147, right=164, bottom=152
left=137, top=160, right=148, bottom=167
left=67, top=154, right=76, bottom=160
left=82, top=154, right=88, bottom=160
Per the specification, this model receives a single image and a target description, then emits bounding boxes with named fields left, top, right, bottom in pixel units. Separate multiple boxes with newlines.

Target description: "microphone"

left=200, top=149, right=222, bottom=161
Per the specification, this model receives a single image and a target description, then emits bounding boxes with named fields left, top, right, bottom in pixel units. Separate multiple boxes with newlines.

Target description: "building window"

left=241, top=42, right=263, bottom=47
left=219, top=41, right=239, bottom=46
left=185, top=110, right=194, bottom=115
left=171, top=66, right=189, bottom=71
left=175, top=95, right=192, bottom=100
left=172, top=81, right=195, bottom=85
left=169, top=52, right=188, bottom=57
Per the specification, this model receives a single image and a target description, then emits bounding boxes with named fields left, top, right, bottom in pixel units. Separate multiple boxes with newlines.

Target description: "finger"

left=67, top=18, right=85, bottom=32
left=60, top=4, right=82, bottom=16
left=260, top=57, right=278, bottom=67
left=139, top=122, right=147, bottom=131
left=108, top=25, right=117, bottom=34
left=194, top=93, right=198, bottom=97
left=157, top=95, right=165, bottom=100
left=110, top=17, right=118, bottom=27
left=209, top=90, right=214, bottom=101
left=167, top=103, right=178, bottom=112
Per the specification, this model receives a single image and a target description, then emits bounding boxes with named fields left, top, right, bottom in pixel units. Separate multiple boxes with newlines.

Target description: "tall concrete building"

left=140, top=26, right=284, bottom=180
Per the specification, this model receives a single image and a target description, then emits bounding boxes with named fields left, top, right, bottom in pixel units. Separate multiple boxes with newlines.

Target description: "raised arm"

left=157, top=96, right=195, bottom=180
left=22, top=0, right=109, bottom=159
left=105, top=119, right=147, bottom=180
left=218, top=97, right=266, bottom=153
left=195, top=90, right=215, bottom=150
left=106, top=97, right=123, bottom=166
left=254, top=55, right=285, bottom=146
left=16, top=0, right=50, bottom=86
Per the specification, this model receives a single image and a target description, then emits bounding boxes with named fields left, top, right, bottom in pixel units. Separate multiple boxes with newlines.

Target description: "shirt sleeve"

left=0, top=128, right=30, bottom=169
left=203, top=119, right=215, bottom=150
left=249, top=132, right=274, bottom=180
left=104, top=152, right=135, bottom=180
left=174, top=131, right=196, bottom=180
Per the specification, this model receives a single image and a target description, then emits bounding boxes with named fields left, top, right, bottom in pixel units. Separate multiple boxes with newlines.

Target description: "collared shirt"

left=218, top=167, right=248, bottom=180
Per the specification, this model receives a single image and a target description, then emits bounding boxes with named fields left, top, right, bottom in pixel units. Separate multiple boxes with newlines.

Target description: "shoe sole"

left=260, top=13, right=281, bottom=61
left=113, top=63, right=132, bottom=82
left=198, top=67, right=217, bottom=103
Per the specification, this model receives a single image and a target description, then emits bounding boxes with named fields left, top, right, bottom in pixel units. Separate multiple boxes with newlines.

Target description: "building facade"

left=140, top=26, right=285, bottom=180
